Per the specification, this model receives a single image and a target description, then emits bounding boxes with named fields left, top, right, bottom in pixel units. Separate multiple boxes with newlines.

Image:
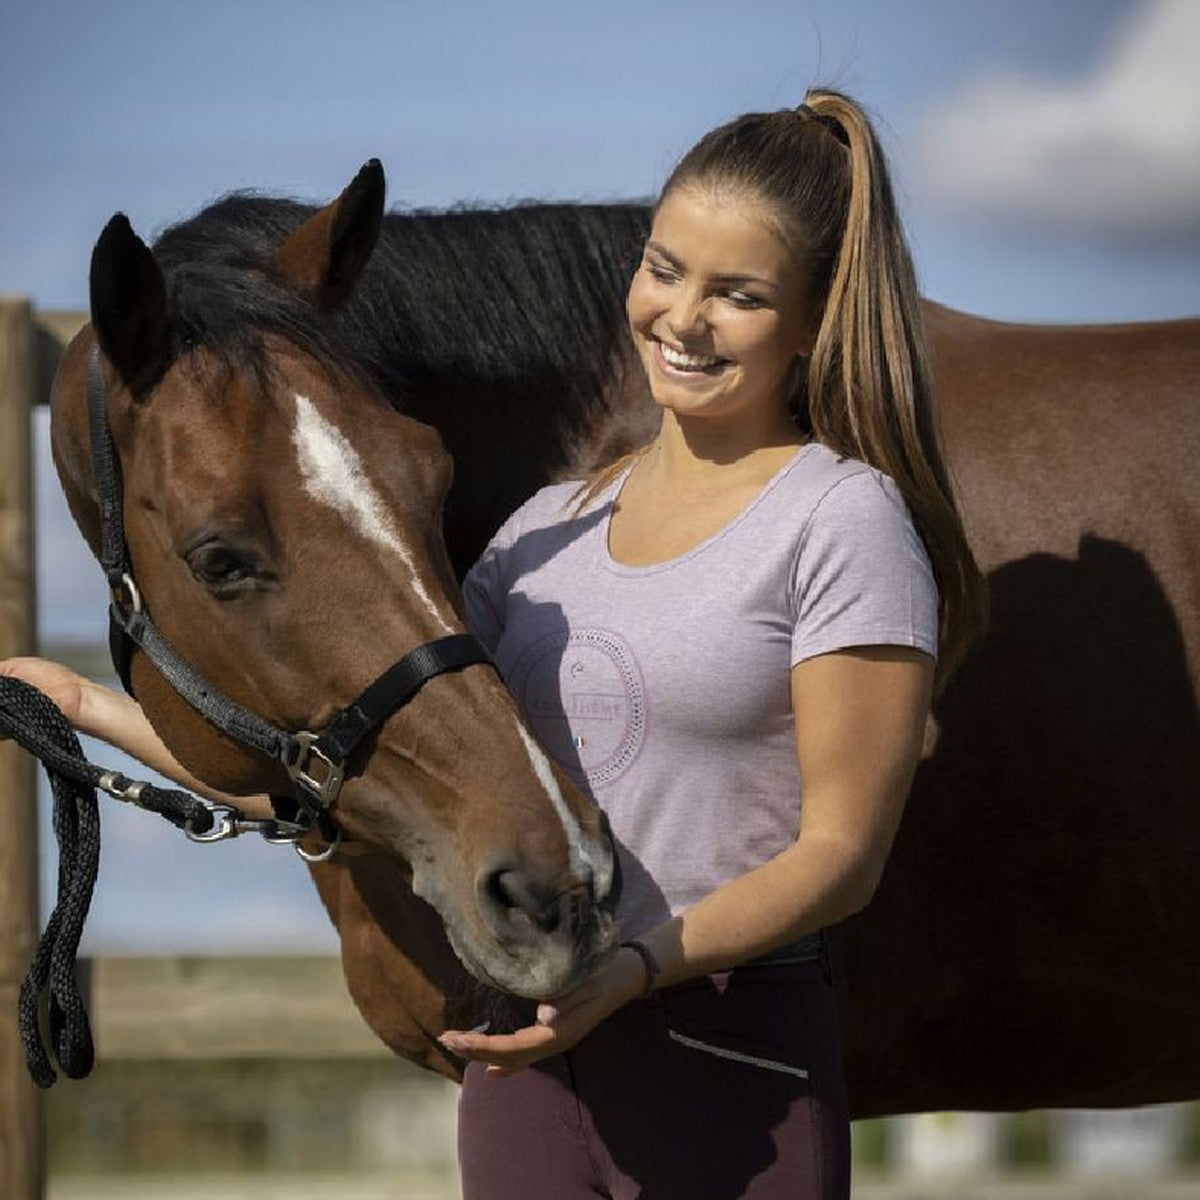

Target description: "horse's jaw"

left=414, top=867, right=618, bottom=1000
left=332, top=746, right=619, bottom=1001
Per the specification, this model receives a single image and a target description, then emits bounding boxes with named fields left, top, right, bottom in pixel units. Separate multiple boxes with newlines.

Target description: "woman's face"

left=626, top=185, right=816, bottom=431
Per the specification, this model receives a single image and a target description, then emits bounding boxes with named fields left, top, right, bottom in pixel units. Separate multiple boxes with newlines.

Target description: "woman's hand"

left=438, top=945, right=647, bottom=1077
left=1, top=655, right=274, bottom=816
left=0, top=657, right=90, bottom=727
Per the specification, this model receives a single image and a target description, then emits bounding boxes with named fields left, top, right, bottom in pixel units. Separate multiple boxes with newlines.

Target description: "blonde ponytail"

left=802, top=90, right=986, bottom=687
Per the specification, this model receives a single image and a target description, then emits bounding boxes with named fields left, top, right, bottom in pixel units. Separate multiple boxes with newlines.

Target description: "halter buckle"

left=285, top=732, right=345, bottom=809
left=111, top=573, right=143, bottom=616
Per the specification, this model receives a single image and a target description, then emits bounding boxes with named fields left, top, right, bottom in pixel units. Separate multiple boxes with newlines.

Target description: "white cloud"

left=913, top=0, right=1200, bottom=241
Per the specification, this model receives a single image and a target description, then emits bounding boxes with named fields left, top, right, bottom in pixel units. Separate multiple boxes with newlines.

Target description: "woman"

left=4, top=88, right=984, bottom=1197
left=444, top=90, right=984, bottom=1198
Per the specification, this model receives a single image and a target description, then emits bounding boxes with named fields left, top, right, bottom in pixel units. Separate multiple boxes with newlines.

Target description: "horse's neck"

left=408, top=339, right=654, bottom=580
left=366, top=205, right=656, bottom=577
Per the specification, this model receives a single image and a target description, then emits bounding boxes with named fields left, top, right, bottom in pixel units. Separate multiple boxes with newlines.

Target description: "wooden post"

left=0, top=298, right=43, bottom=1199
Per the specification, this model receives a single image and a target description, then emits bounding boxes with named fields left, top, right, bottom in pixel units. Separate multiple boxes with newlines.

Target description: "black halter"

left=86, top=349, right=493, bottom=840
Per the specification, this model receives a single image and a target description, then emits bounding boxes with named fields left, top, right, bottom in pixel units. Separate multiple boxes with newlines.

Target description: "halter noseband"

left=86, top=349, right=493, bottom=840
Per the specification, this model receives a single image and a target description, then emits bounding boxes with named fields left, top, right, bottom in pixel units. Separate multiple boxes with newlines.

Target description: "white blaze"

left=516, top=721, right=594, bottom=882
left=292, top=393, right=452, bottom=632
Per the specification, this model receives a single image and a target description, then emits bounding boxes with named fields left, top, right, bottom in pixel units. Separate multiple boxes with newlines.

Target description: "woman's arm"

left=439, top=643, right=934, bottom=1072
left=633, top=643, right=933, bottom=983
left=0, top=657, right=274, bottom=816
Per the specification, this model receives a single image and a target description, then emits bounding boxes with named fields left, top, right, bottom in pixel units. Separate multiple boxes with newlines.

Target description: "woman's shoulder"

left=781, top=441, right=911, bottom=528
left=786, top=444, right=939, bottom=663
left=505, top=477, right=597, bottom=534
left=479, top=476, right=606, bottom=560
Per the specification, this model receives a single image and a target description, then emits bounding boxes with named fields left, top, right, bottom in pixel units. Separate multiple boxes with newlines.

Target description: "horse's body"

left=51, top=165, right=1200, bottom=1114
left=846, top=307, right=1200, bottom=1113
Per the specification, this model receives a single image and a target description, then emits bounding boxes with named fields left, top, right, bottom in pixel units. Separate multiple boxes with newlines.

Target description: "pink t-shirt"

left=462, top=442, right=938, bottom=940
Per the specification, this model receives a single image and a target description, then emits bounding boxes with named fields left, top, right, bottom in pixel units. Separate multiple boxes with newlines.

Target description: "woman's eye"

left=188, top=544, right=256, bottom=589
left=646, top=262, right=677, bottom=283
left=725, top=291, right=766, bottom=309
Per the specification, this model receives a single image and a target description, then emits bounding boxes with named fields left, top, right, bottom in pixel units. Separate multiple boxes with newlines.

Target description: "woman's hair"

left=590, top=89, right=986, bottom=690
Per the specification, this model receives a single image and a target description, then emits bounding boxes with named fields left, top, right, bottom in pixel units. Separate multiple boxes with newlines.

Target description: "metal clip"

left=98, top=771, right=147, bottom=805
left=185, top=805, right=240, bottom=843
left=258, top=819, right=311, bottom=846
left=184, top=805, right=312, bottom=847
left=284, top=732, right=345, bottom=809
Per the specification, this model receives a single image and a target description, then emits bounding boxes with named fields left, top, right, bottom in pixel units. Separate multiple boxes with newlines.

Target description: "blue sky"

left=4, top=0, right=1198, bottom=951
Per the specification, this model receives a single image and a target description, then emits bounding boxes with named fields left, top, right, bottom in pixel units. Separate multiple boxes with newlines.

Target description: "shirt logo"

left=508, top=628, right=646, bottom=791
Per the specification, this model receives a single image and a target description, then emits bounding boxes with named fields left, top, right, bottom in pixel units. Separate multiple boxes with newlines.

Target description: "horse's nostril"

left=478, top=864, right=601, bottom=940
left=480, top=866, right=562, bottom=935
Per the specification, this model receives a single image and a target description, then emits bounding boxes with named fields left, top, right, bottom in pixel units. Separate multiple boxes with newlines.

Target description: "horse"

left=49, top=161, right=626, bottom=1077
left=48, top=161, right=1200, bottom=1116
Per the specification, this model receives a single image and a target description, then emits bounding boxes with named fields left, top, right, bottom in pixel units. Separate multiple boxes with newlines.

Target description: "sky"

left=3, top=0, right=1198, bottom=952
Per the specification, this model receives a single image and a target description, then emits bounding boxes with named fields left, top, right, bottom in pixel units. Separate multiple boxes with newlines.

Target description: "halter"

left=86, top=348, right=493, bottom=843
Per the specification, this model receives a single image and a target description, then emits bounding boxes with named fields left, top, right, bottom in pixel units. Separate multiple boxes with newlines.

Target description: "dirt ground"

left=46, top=1172, right=1200, bottom=1199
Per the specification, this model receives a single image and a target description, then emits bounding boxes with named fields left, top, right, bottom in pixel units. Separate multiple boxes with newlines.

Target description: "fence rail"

left=31, top=310, right=86, bottom=403
left=86, top=955, right=385, bottom=1060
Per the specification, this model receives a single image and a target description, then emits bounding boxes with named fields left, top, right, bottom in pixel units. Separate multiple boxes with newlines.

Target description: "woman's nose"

left=666, top=291, right=709, bottom=339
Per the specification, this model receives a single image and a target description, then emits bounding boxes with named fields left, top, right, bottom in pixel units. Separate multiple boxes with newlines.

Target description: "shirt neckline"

left=601, top=441, right=819, bottom=577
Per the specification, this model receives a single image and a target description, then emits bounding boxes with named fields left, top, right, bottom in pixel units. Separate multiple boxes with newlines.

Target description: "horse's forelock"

left=163, top=261, right=338, bottom=381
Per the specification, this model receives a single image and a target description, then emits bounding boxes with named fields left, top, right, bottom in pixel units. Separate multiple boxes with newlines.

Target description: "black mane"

left=151, top=191, right=653, bottom=573
left=153, top=193, right=649, bottom=400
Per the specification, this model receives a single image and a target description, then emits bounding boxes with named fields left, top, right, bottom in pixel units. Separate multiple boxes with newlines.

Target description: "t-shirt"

left=462, top=441, right=939, bottom=941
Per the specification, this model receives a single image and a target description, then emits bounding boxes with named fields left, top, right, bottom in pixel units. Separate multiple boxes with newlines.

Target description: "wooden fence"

left=85, top=956, right=386, bottom=1061
left=0, top=297, right=47, bottom=1200
left=0, top=302, right=86, bottom=1200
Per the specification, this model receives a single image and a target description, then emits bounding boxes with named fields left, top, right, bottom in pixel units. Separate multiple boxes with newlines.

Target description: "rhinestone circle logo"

left=508, top=628, right=646, bottom=790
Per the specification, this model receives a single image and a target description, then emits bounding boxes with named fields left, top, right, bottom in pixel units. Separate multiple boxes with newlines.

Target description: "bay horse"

left=49, top=161, right=1200, bottom=1116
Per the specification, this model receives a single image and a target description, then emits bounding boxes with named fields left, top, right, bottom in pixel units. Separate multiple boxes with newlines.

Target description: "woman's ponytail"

left=802, top=90, right=986, bottom=689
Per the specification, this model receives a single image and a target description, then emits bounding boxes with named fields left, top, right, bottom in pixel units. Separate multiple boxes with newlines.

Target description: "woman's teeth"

left=658, top=342, right=725, bottom=371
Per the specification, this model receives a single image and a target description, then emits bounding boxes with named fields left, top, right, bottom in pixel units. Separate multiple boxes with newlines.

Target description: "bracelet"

left=620, top=939, right=661, bottom=998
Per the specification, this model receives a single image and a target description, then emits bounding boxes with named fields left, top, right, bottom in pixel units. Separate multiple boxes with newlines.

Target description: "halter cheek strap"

left=86, top=348, right=493, bottom=837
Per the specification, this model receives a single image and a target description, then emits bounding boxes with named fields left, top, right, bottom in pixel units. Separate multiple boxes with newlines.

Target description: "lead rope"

left=0, top=674, right=222, bottom=1087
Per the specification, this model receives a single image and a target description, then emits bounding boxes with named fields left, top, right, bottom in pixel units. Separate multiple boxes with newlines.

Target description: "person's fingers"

left=439, top=1022, right=558, bottom=1059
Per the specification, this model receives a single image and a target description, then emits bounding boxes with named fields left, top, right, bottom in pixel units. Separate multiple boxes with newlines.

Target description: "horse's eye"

left=188, top=543, right=257, bottom=590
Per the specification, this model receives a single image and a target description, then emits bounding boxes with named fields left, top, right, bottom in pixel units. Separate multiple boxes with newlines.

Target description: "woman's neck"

left=648, top=410, right=806, bottom=485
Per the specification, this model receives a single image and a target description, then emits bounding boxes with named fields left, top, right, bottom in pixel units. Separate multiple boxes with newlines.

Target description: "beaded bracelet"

left=620, top=939, right=661, bottom=998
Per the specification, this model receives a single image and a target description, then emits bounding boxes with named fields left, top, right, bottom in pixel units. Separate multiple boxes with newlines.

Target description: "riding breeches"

left=457, top=959, right=850, bottom=1199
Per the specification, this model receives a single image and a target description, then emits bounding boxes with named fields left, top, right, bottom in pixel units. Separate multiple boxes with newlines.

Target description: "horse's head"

left=50, top=161, right=616, bottom=998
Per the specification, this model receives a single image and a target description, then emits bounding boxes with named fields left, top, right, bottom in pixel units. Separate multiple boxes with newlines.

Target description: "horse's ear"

left=89, top=214, right=170, bottom=398
left=269, top=159, right=385, bottom=308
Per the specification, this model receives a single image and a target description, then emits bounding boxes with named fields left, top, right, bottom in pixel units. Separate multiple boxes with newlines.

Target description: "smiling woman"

left=626, top=188, right=814, bottom=437
left=445, top=90, right=985, bottom=1200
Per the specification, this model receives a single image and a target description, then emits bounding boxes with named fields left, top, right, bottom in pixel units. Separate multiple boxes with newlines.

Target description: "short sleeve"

left=789, top=470, right=939, bottom=666
left=462, top=505, right=527, bottom=655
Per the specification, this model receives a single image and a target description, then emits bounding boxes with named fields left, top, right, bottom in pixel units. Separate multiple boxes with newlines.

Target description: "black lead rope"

left=0, top=675, right=217, bottom=1087
left=12, top=681, right=99, bottom=1088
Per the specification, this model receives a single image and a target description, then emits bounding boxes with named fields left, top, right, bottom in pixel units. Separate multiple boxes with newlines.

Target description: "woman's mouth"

left=654, top=339, right=729, bottom=375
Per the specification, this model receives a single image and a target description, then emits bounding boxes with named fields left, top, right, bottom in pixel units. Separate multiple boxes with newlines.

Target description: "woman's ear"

left=796, top=294, right=828, bottom=358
